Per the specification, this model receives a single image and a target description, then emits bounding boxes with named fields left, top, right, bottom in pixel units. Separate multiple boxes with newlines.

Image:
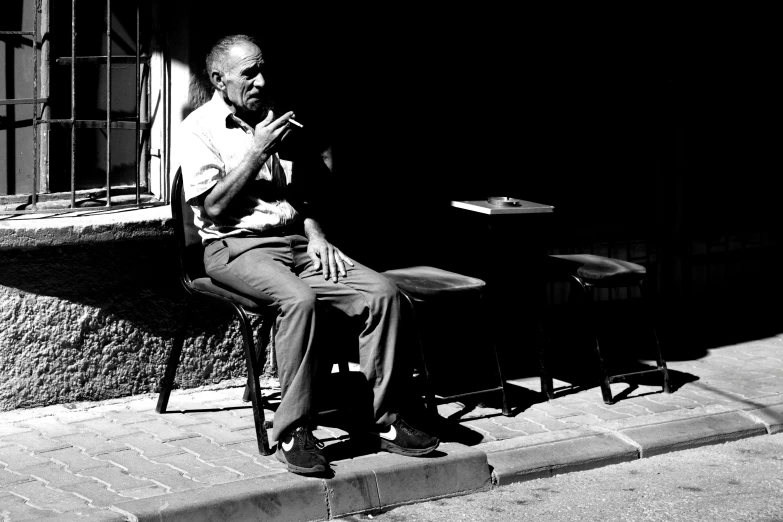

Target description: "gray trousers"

left=204, top=234, right=401, bottom=440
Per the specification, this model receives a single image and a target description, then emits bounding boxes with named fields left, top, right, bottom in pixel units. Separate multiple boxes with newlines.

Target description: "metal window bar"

left=0, top=0, right=157, bottom=215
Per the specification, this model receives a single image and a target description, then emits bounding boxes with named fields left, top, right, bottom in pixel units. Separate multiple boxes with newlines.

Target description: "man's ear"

left=210, top=70, right=225, bottom=91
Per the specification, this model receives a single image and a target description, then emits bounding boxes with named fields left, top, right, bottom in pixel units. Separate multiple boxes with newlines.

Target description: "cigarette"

left=289, top=118, right=303, bottom=128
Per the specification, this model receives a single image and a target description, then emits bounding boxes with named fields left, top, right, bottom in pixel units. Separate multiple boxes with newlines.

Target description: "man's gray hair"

left=205, top=34, right=262, bottom=75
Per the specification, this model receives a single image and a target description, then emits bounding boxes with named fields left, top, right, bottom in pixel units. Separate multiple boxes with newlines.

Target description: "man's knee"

left=367, top=275, right=401, bottom=307
left=279, top=286, right=318, bottom=315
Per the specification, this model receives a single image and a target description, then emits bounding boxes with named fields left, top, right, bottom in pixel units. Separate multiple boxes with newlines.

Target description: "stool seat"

left=191, top=277, right=274, bottom=312
left=548, top=254, right=646, bottom=287
left=382, top=266, right=486, bottom=298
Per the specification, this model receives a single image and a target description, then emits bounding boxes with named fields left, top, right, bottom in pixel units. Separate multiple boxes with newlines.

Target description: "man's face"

left=219, top=42, right=272, bottom=119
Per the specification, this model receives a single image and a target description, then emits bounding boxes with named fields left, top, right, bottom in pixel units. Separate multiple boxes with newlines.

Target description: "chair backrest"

left=171, top=167, right=207, bottom=286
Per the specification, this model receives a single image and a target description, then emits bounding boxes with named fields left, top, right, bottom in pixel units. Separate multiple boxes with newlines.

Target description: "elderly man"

left=178, top=34, right=438, bottom=475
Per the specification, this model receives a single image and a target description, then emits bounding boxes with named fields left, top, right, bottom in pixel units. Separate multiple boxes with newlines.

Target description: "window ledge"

left=0, top=204, right=173, bottom=251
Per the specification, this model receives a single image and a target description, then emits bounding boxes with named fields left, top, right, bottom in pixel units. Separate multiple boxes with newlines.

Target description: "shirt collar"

left=207, top=90, right=252, bottom=131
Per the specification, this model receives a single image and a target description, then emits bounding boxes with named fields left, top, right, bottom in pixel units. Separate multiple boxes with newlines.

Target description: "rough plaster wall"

left=0, top=238, right=275, bottom=411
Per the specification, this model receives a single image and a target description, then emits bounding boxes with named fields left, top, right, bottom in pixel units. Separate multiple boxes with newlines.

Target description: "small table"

left=450, top=199, right=555, bottom=216
left=449, top=198, right=555, bottom=389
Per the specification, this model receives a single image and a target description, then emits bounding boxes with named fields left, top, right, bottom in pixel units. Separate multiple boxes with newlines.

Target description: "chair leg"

left=156, top=299, right=192, bottom=414
left=243, top=318, right=274, bottom=403
left=577, top=279, right=613, bottom=404
left=640, top=280, right=672, bottom=394
left=233, top=304, right=272, bottom=456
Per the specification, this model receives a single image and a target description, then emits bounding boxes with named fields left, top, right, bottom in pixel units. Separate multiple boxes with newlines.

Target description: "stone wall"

left=0, top=209, right=274, bottom=411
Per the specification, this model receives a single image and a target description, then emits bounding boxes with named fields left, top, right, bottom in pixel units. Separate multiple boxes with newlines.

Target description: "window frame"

left=0, top=0, right=167, bottom=215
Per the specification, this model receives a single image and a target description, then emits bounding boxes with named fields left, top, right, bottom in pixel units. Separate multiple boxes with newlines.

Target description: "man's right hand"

left=252, top=111, right=294, bottom=160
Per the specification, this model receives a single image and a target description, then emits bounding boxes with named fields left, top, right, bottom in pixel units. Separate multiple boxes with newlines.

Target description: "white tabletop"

left=450, top=199, right=555, bottom=215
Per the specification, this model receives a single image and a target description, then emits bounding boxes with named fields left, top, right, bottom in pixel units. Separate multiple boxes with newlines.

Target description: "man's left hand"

left=307, top=235, right=354, bottom=283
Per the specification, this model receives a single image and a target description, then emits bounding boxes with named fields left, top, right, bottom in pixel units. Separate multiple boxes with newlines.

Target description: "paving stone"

left=54, top=410, right=104, bottom=424
left=73, top=418, right=142, bottom=439
left=210, top=455, right=283, bottom=478
left=516, top=410, right=579, bottom=431
left=11, top=480, right=91, bottom=513
left=673, top=388, right=735, bottom=406
left=562, top=402, right=634, bottom=421
left=529, top=401, right=587, bottom=419
left=77, top=464, right=157, bottom=492
left=20, top=461, right=96, bottom=488
left=620, top=410, right=767, bottom=457
left=0, top=432, right=71, bottom=454
left=190, top=470, right=245, bottom=485
left=45, top=447, right=108, bottom=473
left=0, top=424, right=34, bottom=437
left=0, top=445, right=51, bottom=470
left=557, top=414, right=606, bottom=426
left=635, top=397, right=682, bottom=413
left=114, top=432, right=186, bottom=459
left=171, top=436, right=235, bottom=462
left=61, top=480, right=131, bottom=508
left=43, top=506, right=125, bottom=521
left=604, top=402, right=658, bottom=417
left=153, top=412, right=212, bottom=428
left=485, top=431, right=639, bottom=485
left=490, top=419, right=550, bottom=436
left=182, top=422, right=258, bottom=445
left=190, top=410, right=256, bottom=431
left=116, top=470, right=328, bottom=522
left=0, top=491, right=60, bottom=520
left=116, top=483, right=169, bottom=500
left=0, top=466, right=33, bottom=487
left=100, top=410, right=158, bottom=425
left=19, top=417, right=86, bottom=438
left=56, top=432, right=127, bottom=457
left=132, top=419, right=202, bottom=443
left=153, top=452, right=241, bottom=481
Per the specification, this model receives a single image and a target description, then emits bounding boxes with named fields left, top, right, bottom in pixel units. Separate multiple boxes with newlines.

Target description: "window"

left=1, top=0, right=164, bottom=214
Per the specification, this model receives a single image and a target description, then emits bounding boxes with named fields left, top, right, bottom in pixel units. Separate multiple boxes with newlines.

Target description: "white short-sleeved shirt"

left=178, top=91, right=300, bottom=243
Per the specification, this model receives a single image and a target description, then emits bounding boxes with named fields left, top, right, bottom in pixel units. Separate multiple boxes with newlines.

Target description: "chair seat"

left=381, top=266, right=485, bottom=298
left=547, top=254, right=646, bottom=286
left=190, top=277, right=275, bottom=312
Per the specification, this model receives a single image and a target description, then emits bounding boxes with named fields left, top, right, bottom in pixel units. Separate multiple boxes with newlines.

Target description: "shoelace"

left=396, top=419, right=420, bottom=437
left=297, top=427, right=325, bottom=451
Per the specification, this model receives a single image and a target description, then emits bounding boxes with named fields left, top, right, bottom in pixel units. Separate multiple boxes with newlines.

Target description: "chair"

left=156, top=168, right=277, bottom=455
left=381, top=266, right=511, bottom=416
left=540, top=254, right=671, bottom=404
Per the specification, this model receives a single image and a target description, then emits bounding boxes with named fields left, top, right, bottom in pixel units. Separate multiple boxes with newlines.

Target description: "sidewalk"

left=1, top=334, right=782, bottom=521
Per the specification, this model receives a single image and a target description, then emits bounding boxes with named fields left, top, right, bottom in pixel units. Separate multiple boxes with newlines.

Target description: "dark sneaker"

left=275, top=426, right=327, bottom=475
left=372, top=417, right=439, bottom=456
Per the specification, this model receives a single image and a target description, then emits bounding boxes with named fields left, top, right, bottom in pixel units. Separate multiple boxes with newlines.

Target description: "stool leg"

left=400, top=291, right=439, bottom=416
left=156, top=299, right=192, bottom=414
left=537, top=320, right=555, bottom=400
left=234, top=304, right=271, bottom=456
left=576, top=279, right=613, bottom=404
left=479, top=292, right=511, bottom=416
left=640, top=280, right=671, bottom=394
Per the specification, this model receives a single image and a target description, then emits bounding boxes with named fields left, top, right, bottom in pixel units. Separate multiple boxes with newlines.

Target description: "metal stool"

left=381, top=266, right=510, bottom=416
left=541, top=254, right=671, bottom=404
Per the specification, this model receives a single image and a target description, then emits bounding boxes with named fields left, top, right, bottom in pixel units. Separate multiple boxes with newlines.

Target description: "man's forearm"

left=203, top=150, right=267, bottom=221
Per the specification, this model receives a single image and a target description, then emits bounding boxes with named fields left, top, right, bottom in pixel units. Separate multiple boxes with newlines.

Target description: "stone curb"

left=482, top=408, right=774, bottom=487
left=484, top=430, right=639, bottom=486
left=619, top=410, right=768, bottom=458
left=110, top=442, right=490, bottom=522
